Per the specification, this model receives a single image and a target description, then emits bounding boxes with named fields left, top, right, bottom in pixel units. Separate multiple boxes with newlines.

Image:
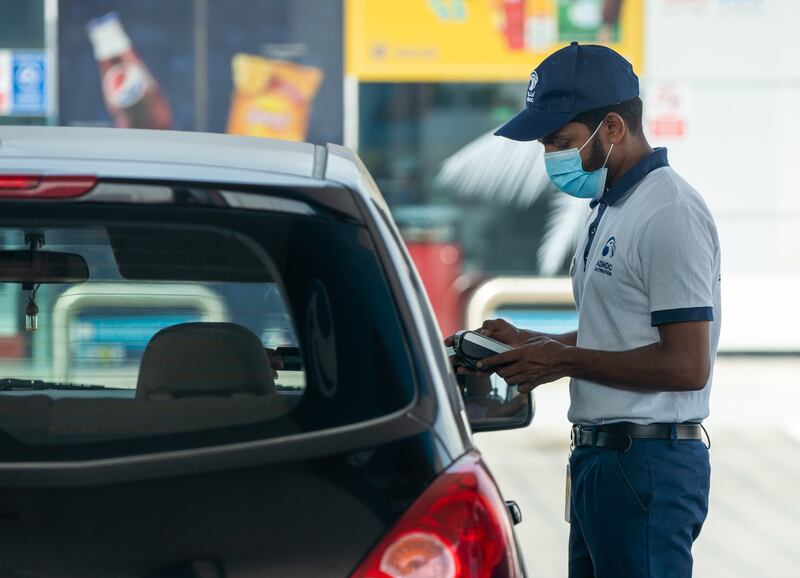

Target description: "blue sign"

left=12, top=51, right=47, bottom=114
left=71, top=313, right=201, bottom=367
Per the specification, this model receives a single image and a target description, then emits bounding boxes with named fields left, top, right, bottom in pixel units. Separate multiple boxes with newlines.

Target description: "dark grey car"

left=0, top=127, right=531, bottom=577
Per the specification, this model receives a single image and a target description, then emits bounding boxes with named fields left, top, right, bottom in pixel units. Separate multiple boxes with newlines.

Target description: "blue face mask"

left=543, top=123, right=613, bottom=199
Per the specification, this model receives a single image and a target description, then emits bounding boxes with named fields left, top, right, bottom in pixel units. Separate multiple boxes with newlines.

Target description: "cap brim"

left=493, top=108, right=577, bottom=142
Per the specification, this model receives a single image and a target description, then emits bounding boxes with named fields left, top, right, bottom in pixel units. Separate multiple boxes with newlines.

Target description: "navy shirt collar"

left=590, top=147, right=669, bottom=208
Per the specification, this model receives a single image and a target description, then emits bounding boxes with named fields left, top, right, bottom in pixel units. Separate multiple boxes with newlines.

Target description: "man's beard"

left=586, top=135, right=609, bottom=172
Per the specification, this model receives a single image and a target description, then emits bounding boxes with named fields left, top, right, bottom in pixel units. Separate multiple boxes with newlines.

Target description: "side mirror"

left=458, top=374, right=534, bottom=433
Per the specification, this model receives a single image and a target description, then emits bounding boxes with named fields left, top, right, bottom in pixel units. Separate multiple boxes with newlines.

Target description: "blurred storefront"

left=1, top=0, right=644, bottom=336
left=348, top=0, right=643, bottom=334
left=3, top=0, right=799, bottom=352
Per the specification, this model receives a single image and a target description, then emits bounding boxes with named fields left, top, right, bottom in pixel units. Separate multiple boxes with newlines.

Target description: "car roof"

left=0, top=126, right=370, bottom=196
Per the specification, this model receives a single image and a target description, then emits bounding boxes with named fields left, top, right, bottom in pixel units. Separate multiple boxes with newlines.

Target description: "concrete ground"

left=476, top=356, right=800, bottom=578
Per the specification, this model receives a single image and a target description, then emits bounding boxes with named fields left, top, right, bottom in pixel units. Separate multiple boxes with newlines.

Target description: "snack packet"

left=226, top=53, right=323, bottom=141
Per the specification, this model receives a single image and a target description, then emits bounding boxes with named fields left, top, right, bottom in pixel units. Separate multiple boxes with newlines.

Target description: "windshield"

left=0, top=191, right=416, bottom=461
left=0, top=225, right=299, bottom=390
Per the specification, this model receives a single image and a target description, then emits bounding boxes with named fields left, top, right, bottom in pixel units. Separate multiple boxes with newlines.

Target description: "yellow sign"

left=346, top=0, right=643, bottom=82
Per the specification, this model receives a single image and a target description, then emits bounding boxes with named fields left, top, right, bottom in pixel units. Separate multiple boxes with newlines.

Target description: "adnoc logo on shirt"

left=602, top=236, right=616, bottom=258
left=595, top=236, right=615, bottom=276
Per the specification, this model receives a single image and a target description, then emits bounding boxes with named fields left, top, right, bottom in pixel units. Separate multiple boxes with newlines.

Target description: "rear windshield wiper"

left=0, top=378, right=121, bottom=391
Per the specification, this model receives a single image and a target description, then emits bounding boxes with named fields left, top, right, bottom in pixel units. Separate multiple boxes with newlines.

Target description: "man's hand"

left=482, top=319, right=578, bottom=347
left=479, top=319, right=529, bottom=347
left=444, top=328, right=493, bottom=378
left=443, top=319, right=525, bottom=350
left=477, top=335, right=572, bottom=393
left=444, top=320, right=577, bottom=379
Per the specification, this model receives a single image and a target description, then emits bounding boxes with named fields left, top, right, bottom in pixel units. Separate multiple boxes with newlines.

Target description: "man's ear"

left=604, top=113, right=627, bottom=145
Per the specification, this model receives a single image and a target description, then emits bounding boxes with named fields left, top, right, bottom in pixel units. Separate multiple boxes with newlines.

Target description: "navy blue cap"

left=495, top=42, right=639, bottom=142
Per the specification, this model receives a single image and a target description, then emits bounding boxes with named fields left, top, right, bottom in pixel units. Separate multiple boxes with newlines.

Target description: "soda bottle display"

left=501, top=0, right=526, bottom=51
left=86, top=12, right=174, bottom=130
left=489, top=0, right=526, bottom=51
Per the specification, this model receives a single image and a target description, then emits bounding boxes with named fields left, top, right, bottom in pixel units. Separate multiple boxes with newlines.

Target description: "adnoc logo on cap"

left=526, top=71, right=538, bottom=104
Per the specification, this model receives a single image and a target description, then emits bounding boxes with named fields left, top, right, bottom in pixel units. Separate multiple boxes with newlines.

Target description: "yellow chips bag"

left=226, top=53, right=323, bottom=141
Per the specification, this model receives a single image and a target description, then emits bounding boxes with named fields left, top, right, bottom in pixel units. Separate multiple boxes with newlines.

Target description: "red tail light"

left=351, top=452, right=523, bottom=578
left=0, top=175, right=97, bottom=199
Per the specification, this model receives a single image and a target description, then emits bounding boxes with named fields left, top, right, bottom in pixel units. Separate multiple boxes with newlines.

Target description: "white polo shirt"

left=569, top=148, right=721, bottom=425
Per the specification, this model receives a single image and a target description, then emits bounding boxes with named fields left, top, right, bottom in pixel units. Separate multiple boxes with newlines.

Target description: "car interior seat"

left=0, top=323, right=294, bottom=450
left=136, top=322, right=276, bottom=400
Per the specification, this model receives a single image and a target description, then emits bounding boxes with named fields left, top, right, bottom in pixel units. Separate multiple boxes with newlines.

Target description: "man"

left=449, top=42, right=720, bottom=577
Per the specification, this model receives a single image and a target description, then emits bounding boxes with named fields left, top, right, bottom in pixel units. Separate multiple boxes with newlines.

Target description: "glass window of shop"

left=358, top=82, right=565, bottom=278
left=56, top=0, right=343, bottom=143
left=359, top=81, right=574, bottom=336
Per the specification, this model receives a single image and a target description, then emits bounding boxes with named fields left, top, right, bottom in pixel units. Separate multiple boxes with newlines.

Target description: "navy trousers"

left=568, top=438, right=710, bottom=578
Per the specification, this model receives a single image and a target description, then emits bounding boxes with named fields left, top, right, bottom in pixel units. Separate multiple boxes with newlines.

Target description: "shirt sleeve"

left=639, top=202, right=716, bottom=326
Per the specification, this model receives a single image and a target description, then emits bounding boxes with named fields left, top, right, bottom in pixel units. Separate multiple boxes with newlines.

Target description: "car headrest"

left=136, top=322, right=276, bottom=399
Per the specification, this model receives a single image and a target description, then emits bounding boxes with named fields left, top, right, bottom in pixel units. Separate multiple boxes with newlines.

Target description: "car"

left=0, top=126, right=532, bottom=578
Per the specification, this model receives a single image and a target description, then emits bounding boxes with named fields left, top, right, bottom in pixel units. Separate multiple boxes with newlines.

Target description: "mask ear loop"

left=578, top=121, right=604, bottom=152
left=578, top=121, right=615, bottom=169
left=602, top=143, right=614, bottom=168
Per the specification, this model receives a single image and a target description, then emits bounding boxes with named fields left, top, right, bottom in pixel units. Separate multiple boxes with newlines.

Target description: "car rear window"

left=0, top=188, right=416, bottom=461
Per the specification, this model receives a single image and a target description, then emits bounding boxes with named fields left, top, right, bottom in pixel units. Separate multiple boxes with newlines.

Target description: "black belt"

left=571, top=422, right=704, bottom=452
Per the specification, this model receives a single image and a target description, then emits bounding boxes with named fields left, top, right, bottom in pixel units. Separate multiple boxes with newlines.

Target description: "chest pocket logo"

left=602, top=236, right=616, bottom=258
left=595, top=236, right=615, bottom=276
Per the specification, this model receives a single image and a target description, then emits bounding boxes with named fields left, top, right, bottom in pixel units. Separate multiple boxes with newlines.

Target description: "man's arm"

left=567, top=321, right=710, bottom=391
left=479, top=321, right=710, bottom=393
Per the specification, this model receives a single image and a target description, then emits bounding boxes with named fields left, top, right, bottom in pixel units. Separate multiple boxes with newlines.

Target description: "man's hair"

left=572, top=96, right=643, bottom=136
